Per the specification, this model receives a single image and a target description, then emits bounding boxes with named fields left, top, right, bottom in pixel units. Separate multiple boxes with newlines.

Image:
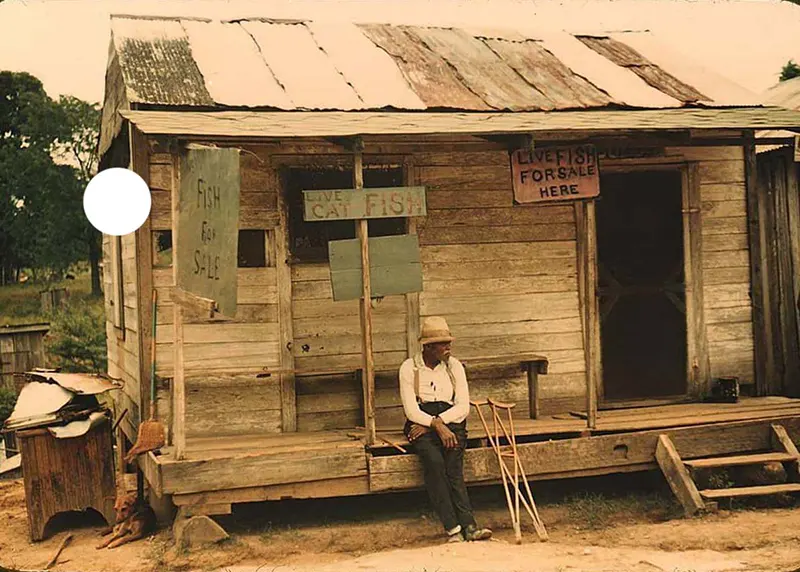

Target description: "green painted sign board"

left=329, top=234, right=423, bottom=301
left=176, top=147, right=240, bottom=318
left=303, top=187, right=426, bottom=221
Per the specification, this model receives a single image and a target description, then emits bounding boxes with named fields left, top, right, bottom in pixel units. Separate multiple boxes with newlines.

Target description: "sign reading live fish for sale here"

left=510, top=144, right=600, bottom=204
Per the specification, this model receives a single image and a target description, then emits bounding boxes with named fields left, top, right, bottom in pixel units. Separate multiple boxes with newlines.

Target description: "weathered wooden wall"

left=149, top=152, right=283, bottom=438
left=0, top=325, right=49, bottom=392
left=137, top=136, right=762, bottom=440
left=103, top=232, right=142, bottom=438
left=693, top=146, right=756, bottom=385
left=757, top=148, right=800, bottom=396
left=414, top=151, right=584, bottom=417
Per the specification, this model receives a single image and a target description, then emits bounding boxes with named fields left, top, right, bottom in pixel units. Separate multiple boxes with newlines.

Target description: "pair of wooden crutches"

left=471, top=398, right=548, bottom=543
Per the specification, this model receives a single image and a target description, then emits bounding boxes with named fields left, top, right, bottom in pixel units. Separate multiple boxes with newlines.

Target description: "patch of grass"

left=0, top=269, right=98, bottom=327
left=561, top=490, right=679, bottom=530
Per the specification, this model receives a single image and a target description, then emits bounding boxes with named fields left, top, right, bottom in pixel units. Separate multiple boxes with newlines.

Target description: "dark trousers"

left=405, top=402, right=476, bottom=532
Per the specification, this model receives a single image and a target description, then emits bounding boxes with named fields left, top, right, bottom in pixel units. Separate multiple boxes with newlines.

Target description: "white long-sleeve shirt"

left=399, top=354, right=470, bottom=426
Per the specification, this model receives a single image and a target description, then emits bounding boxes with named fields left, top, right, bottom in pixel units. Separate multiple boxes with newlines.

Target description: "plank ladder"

left=656, top=423, right=800, bottom=516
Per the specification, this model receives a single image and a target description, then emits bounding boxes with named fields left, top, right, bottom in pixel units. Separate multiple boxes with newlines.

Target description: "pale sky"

left=0, top=0, right=799, bottom=104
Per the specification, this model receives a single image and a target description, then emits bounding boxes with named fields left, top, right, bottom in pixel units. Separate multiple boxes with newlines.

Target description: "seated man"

left=399, top=316, right=492, bottom=543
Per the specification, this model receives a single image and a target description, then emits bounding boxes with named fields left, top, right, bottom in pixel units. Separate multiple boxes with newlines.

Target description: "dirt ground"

left=2, top=473, right=800, bottom=572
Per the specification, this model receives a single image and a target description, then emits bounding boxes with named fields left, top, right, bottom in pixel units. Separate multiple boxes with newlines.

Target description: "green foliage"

left=44, top=298, right=107, bottom=373
left=0, top=71, right=101, bottom=287
left=780, top=60, right=800, bottom=82
left=0, top=387, right=16, bottom=427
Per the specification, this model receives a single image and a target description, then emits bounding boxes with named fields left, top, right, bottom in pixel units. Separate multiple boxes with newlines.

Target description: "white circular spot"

left=83, top=168, right=152, bottom=236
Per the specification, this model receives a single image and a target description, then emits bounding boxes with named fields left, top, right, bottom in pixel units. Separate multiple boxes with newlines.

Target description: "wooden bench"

left=461, top=353, right=549, bottom=419
left=264, top=352, right=549, bottom=420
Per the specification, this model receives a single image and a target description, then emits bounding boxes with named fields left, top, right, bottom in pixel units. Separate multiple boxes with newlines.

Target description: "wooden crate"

left=17, top=414, right=116, bottom=541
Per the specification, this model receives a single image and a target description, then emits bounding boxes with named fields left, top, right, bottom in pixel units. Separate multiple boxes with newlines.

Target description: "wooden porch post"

left=745, top=131, right=775, bottom=395
left=353, top=137, right=377, bottom=446
left=170, top=152, right=186, bottom=460
left=576, top=200, right=598, bottom=430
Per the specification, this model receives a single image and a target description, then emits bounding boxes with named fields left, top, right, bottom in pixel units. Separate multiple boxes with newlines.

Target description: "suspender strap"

left=412, top=354, right=456, bottom=403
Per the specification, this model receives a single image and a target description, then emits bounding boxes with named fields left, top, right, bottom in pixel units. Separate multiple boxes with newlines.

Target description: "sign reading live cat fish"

left=510, top=144, right=600, bottom=204
left=303, top=187, right=426, bottom=221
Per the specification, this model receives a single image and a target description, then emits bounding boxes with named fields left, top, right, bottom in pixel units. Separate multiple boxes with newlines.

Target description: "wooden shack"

left=97, top=15, right=800, bottom=530
left=0, top=323, right=49, bottom=392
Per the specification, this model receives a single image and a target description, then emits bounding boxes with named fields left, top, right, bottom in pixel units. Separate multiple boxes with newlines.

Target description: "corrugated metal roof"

left=119, top=107, right=800, bottom=139
left=109, top=15, right=761, bottom=112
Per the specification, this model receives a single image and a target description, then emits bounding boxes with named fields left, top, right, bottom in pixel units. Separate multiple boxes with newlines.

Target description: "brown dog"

left=96, top=492, right=155, bottom=549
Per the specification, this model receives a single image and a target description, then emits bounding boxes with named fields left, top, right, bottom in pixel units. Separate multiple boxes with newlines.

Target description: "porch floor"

left=141, top=397, right=800, bottom=507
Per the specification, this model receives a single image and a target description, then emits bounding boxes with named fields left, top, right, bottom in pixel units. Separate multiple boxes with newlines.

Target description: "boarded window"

left=238, top=230, right=267, bottom=267
left=153, top=231, right=173, bottom=267
left=287, top=166, right=405, bottom=262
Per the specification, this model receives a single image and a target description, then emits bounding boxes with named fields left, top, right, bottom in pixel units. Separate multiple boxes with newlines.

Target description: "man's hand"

left=431, top=418, right=458, bottom=449
left=407, top=423, right=429, bottom=442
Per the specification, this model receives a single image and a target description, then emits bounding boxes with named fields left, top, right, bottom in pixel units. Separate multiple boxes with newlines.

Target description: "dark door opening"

left=596, top=170, right=687, bottom=401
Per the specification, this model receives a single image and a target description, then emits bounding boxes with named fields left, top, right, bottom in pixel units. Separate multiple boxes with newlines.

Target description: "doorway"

left=596, top=170, right=687, bottom=401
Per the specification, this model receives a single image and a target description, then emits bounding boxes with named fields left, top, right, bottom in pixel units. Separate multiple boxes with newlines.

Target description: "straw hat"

left=419, top=316, right=454, bottom=345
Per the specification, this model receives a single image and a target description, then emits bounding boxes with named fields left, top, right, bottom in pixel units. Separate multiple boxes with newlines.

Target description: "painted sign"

left=303, top=186, right=426, bottom=221
left=177, top=148, right=240, bottom=318
left=328, top=234, right=422, bottom=301
left=510, top=144, right=599, bottom=204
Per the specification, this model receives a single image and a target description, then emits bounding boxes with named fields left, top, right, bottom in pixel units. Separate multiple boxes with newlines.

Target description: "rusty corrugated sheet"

left=610, top=32, right=759, bottom=106
left=305, top=22, right=426, bottom=110
left=404, top=26, right=554, bottom=111
left=181, top=20, right=293, bottom=109
left=536, top=31, right=680, bottom=108
left=239, top=20, right=363, bottom=110
left=107, top=15, right=764, bottom=113
left=482, top=38, right=611, bottom=109
left=577, top=36, right=709, bottom=104
left=112, top=18, right=214, bottom=106
left=358, top=23, right=490, bottom=110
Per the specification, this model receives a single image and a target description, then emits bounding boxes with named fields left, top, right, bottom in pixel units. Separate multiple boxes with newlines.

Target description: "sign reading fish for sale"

left=510, top=144, right=600, bottom=204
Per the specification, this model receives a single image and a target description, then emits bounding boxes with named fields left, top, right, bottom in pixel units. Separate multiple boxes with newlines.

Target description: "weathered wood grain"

left=655, top=434, right=706, bottom=516
left=358, top=24, right=489, bottom=110
left=406, top=26, right=553, bottom=111
left=18, top=418, right=116, bottom=540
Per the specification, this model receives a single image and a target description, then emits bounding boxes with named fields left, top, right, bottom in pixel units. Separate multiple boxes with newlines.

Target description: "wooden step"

left=699, top=483, right=800, bottom=500
left=684, top=452, right=798, bottom=469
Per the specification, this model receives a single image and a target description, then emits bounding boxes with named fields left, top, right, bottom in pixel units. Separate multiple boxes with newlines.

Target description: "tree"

left=53, top=95, right=102, bottom=295
left=780, top=60, right=800, bottom=82
left=0, top=71, right=101, bottom=292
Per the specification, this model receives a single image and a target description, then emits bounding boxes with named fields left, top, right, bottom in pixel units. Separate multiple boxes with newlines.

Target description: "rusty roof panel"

left=240, top=21, right=364, bottom=110
left=578, top=36, right=709, bottom=104
left=305, top=21, right=426, bottom=110
left=112, top=18, right=213, bottom=106
left=358, top=23, right=490, bottom=110
left=405, top=26, right=553, bottom=111
left=578, top=36, right=648, bottom=66
left=537, top=31, right=680, bottom=108
left=106, top=16, right=763, bottom=114
left=182, top=20, right=293, bottom=109
left=611, top=32, right=759, bottom=107
left=482, top=38, right=612, bottom=109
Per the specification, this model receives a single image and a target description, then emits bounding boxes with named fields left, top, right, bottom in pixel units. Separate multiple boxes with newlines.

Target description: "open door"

left=596, top=170, right=687, bottom=401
